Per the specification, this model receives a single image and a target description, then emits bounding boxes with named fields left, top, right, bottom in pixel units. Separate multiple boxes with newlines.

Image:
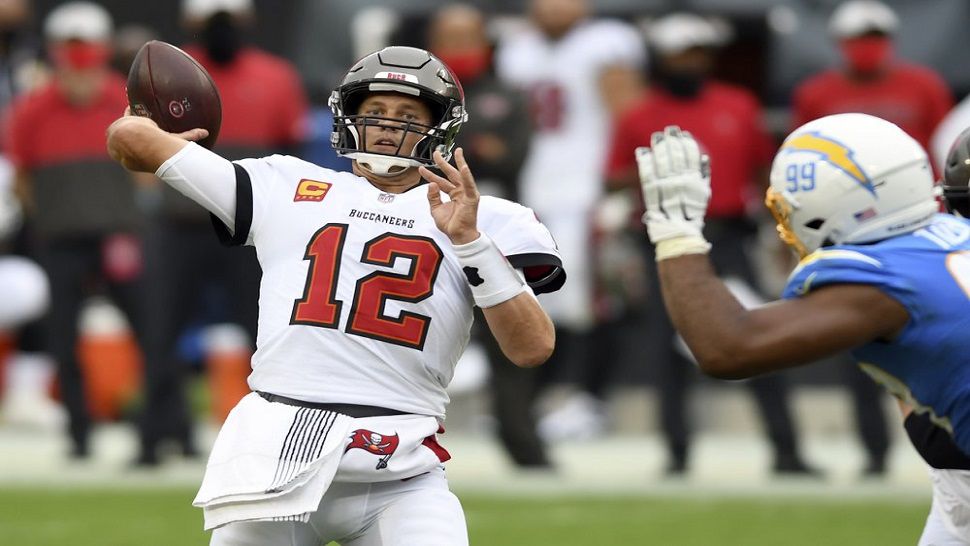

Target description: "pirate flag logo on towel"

left=346, top=429, right=400, bottom=470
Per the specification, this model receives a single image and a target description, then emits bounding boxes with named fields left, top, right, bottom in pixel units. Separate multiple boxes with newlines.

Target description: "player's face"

left=356, top=94, right=434, bottom=158
left=660, top=47, right=714, bottom=78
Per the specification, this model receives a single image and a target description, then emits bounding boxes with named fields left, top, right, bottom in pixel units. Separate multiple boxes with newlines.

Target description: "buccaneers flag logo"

left=345, top=429, right=400, bottom=470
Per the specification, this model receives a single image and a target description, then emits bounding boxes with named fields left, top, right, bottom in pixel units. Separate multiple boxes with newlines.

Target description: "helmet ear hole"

left=804, top=219, right=825, bottom=230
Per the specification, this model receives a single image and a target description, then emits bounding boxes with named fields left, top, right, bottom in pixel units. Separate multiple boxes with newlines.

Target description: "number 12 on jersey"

left=290, top=223, right=444, bottom=350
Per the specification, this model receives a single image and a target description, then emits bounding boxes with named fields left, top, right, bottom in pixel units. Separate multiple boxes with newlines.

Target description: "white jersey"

left=496, top=19, right=645, bottom=214
left=184, top=152, right=562, bottom=419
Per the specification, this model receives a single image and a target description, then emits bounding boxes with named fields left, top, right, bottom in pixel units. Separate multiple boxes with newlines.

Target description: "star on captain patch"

left=463, top=266, right=484, bottom=286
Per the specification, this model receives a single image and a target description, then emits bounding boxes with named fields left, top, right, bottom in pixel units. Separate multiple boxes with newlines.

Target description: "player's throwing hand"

left=420, top=148, right=481, bottom=245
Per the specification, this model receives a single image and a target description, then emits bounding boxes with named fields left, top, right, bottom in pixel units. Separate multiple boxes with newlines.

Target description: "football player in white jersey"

left=496, top=0, right=644, bottom=350
left=107, top=46, right=562, bottom=545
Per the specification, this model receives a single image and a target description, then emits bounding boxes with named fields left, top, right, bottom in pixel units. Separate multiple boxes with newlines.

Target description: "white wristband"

left=453, top=233, right=527, bottom=308
left=654, top=235, right=712, bottom=261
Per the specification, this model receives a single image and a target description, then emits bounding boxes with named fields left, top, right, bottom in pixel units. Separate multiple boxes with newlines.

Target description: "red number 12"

left=290, top=223, right=443, bottom=350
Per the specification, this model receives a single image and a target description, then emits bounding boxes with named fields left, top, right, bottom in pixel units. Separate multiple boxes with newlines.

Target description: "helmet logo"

left=781, top=132, right=875, bottom=196
left=375, top=71, right=419, bottom=84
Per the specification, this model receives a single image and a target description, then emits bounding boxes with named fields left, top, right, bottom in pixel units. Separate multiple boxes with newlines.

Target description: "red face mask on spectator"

left=840, top=36, right=892, bottom=74
left=51, top=41, right=111, bottom=71
left=436, top=49, right=491, bottom=83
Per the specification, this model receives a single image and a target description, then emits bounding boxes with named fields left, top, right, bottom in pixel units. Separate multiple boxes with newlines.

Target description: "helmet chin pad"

left=349, top=152, right=422, bottom=177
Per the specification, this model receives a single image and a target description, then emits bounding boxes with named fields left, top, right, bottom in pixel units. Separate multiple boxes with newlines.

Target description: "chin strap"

left=349, top=152, right=429, bottom=177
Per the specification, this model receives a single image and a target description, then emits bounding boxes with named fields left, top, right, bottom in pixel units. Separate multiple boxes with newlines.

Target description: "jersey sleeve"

left=782, top=247, right=921, bottom=322
left=210, top=153, right=291, bottom=247
left=155, top=142, right=240, bottom=240
left=478, top=196, right=566, bottom=294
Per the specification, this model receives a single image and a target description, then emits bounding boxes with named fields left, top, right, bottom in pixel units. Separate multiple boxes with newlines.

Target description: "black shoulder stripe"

left=211, top=162, right=254, bottom=247
left=507, top=252, right=566, bottom=295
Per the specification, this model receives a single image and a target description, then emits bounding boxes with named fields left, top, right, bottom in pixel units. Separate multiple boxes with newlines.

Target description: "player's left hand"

left=420, top=148, right=481, bottom=245
left=637, top=126, right=711, bottom=244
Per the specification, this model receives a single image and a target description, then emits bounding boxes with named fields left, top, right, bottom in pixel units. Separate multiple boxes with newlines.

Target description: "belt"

left=256, top=391, right=408, bottom=418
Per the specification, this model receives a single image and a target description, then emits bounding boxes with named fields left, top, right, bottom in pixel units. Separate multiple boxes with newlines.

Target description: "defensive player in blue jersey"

left=635, top=113, right=970, bottom=544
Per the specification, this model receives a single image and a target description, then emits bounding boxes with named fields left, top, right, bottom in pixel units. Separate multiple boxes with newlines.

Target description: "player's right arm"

left=637, top=126, right=911, bottom=379
left=106, top=113, right=236, bottom=228
left=106, top=112, right=209, bottom=173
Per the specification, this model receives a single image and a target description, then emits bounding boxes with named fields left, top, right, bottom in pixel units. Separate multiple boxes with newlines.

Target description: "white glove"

left=636, top=126, right=711, bottom=244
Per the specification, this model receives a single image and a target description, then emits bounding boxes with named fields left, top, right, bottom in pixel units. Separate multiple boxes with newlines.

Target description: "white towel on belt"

left=193, top=392, right=351, bottom=530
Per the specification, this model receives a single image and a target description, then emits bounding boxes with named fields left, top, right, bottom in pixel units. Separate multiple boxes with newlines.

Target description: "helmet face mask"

left=767, top=113, right=937, bottom=258
left=330, top=47, right=468, bottom=177
left=765, top=188, right=810, bottom=258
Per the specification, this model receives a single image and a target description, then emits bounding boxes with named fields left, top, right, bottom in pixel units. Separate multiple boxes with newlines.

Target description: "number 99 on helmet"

left=766, top=113, right=938, bottom=258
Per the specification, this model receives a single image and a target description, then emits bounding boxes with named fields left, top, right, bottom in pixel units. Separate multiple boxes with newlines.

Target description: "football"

left=126, top=40, right=221, bottom=149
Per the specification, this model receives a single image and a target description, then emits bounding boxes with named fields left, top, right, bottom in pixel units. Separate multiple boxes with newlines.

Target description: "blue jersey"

left=783, top=214, right=970, bottom=452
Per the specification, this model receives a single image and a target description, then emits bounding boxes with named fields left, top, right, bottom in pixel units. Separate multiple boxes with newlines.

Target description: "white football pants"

left=919, top=469, right=970, bottom=545
left=210, top=466, right=468, bottom=546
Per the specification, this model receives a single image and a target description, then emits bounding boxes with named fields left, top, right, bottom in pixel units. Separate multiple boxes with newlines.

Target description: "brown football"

left=127, top=40, right=221, bottom=149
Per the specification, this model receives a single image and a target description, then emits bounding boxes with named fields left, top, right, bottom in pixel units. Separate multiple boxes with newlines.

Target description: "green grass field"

left=0, top=488, right=928, bottom=545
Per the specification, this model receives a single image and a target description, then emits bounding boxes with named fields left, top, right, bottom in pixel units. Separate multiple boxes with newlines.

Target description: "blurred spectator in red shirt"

left=606, top=13, right=816, bottom=477
left=792, top=0, right=952, bottom=155
left=6, top=1, right=144, bottom=459
left=134, top=0, right=309, bottom=466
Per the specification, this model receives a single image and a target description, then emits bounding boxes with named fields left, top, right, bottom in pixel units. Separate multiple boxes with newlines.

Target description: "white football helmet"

left=766, top=113, right=938, bottom=258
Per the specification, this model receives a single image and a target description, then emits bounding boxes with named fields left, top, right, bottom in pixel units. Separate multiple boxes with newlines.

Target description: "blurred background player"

left=0, top=148, right=50, bottom=423
left=606, top=13, right=816, bottom=476
left=5, top=1, right=144, bottom=459
left=133, top=0, right=309, bottom=466
left=792, top=0, right=951, bottom=161
left=0, top=0, right=42, bottom=119
left=495, top=0, right=644, bottom=440
left=0, top=0, right=58, bottom=429
left=427, top=4, right=551, bottom=469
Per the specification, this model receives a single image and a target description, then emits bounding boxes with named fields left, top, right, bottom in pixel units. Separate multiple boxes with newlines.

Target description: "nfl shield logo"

left=378, top=193, right=395, bottom=203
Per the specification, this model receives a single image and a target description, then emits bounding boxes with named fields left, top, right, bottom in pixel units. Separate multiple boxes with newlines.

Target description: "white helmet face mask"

left=766, top=113, right=938, bottom=258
